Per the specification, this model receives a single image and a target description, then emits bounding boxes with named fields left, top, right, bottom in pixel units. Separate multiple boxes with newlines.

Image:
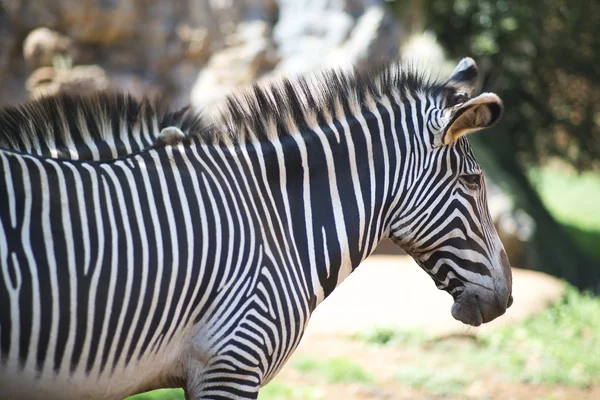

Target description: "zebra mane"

left=0, top=91, right=205, bottom=156
left=205, top=62, right=453, bottom=144
left=0, top=63, right=454, bottom=155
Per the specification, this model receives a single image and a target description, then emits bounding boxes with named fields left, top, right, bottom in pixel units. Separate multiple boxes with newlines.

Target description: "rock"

left=23, top=28, right=75, bottom=70
left=176, top=25, right=211, bottom=61
left=26, top=65, right=109, bottom=98
left=191, top=20, right=276, bottom=111
left=0, top=0, right=247, bottom=106
left=338, top=5, right=402, bottom=69
left=2, top=0, right=403, bottom=110
left=191, top=0, right=403, bottom=108
left=58, top=0, right=142, bottom=45
left=272, top=1, right=401, bottom=73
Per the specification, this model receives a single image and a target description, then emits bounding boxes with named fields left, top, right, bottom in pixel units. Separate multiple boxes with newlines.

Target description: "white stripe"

left=129, top=153, right=166, bottom=363
left=31, top=157, right=61, bottom=377
left=120, top=118, right=133, bottom=154
left=90, top=175, right=120, bottom=376
left=0, top=154, right=21, bottom=369
left=64, top=163, right=91, bottom=276
left=312, top=124, right=352, bottom=285
left=101, top=163, right=136, bottom=370
left=46, top=159, right=79, bottom=374
left=160, top=146, right=198, bottom=344
left=113, top=159, right=150, bottom=368
left=78, top=164, right=105, bottom=376
left=146, top=151, right=181, bottom=354
left=172, top=147, right=213, bottom=333
left=352, top=111, right=377, bottom=256
left=1, top=154, right=17, bottom=230
left=287, top=132, right=324, bottom=304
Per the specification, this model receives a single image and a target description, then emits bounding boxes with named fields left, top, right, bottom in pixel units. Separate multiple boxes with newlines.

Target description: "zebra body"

left=0, top=58, right=512, bottom=399
left=1, top=141, right=315, bottom=398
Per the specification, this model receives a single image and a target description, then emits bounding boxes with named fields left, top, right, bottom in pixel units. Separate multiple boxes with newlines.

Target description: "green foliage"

left=258, top=380, right=322, bottom=400
left=483, top=285, right=600, bottom=386
left=530, top=166, right=600, bottom=261
left=396, top=368, right=471, bottom=395
left=291, top=356, right=374, bottom=384
left=353, top=286, right=600, bottom=387
left=351, top=327, right=430, bottom=346
left=530, top=167, right=600, bottom=231
left=417, top=0, right=600, bottom=170
left=126, top=389, right=183, bottom=400
left=124, top=381, right=321, bottom=400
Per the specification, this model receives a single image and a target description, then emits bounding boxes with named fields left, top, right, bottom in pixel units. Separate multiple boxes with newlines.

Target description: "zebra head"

left=389, top=58, right=512, bottom=326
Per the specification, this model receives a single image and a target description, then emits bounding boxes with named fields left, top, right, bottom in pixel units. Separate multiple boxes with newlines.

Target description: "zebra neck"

left=246, top=105, right=400, bottom=303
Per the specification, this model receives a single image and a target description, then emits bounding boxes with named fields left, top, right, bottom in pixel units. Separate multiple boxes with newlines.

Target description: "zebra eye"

left=461, top=174, right=482, bottom=189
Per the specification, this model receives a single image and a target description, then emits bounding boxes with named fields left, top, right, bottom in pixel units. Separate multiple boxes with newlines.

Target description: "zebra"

left=0, top=57, right=512, bottom=399
left=0, top=91, right=201, bottom=161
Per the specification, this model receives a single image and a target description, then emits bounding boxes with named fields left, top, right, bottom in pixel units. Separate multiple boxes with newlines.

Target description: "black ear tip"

left=454, top=65, right=478, bottom=83
left=451, top=58, right=478, bottom=81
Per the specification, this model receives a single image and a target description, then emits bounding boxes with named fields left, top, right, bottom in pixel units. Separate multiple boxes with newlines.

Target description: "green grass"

left=354, top=285, right=600, bottom=388
left=125, top=379, right=321, bottom=400
left=291, top=356, right=374, bottom=384
left=124, top=356, right=369, bottom=399
left=529, top=166, right=600, bottom=261
left=258, top=379, right=322, bottom=400
left=127, top=389, right=183, bottom=400
left=351, top=327, right=431, bottom=346
left=529, top=167, right=600, bottom=231
left=482, top=285, right=600, bottom=386
left=395, top=368, right=471, bottom=395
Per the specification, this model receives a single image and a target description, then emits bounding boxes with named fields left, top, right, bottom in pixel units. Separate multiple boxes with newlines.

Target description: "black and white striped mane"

left=0, top=92, right=204, bottom=158
left=208, top=64, right=454, bottom=144
left=0, top=64, right=457, bottom=157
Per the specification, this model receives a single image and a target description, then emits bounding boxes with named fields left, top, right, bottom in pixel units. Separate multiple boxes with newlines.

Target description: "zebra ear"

left=441, top=93, right=503, bottom=145
left=448, top=57, right=478, bottom=96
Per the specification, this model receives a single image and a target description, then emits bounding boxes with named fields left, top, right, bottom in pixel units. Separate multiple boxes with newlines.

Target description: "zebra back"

left=0, top=92, right=204, bottom=161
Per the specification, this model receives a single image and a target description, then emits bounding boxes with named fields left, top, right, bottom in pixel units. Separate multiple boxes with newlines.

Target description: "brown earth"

left=267, top=255, right=597, bottom=400
left=275, top=336, right=600, bottom=400
left=305, top=255, right=565, bottom=338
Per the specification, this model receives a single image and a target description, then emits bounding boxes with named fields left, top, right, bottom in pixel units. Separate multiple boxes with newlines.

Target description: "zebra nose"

left=507, top=294, right=513, bottom=309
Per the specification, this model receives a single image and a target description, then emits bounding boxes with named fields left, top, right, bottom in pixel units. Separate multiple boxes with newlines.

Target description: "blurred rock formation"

left=0, top=0, right=401, bottom=108
left=0, top=0, right=278, bottom=106
left=191, top=0, right=402, bottom=110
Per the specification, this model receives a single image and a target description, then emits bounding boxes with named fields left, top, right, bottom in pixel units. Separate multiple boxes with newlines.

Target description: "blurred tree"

left=423, top=0, right=600, bottom=169
left=390, top=0, right=600, bottom=290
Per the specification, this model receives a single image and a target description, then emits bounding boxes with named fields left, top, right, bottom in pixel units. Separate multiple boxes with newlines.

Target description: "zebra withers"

left=0, top=91, right=201, bottom=161
left=0, top=58, right=512, bottom=399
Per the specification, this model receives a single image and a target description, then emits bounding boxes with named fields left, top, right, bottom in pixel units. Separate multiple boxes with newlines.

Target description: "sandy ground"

left=268, top=255, right=590, bottom=400
left=305, top=255, right=565, bottom=338
left=277, top=336, right=600, bottom=400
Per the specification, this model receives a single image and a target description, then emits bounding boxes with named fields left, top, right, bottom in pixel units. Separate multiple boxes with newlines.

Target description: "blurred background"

left=1, top=0, right=599, bottom=398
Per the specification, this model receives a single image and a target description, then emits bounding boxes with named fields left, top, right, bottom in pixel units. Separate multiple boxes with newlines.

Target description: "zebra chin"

left=450, top=284, right=513, bottom=327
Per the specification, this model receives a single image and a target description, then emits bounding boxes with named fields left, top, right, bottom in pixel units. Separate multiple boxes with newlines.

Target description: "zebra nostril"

left=507, top=295, right=513, bottom=309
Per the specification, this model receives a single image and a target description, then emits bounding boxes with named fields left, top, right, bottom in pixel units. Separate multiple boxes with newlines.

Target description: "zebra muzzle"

left=450, top=286, right=510, bottom=327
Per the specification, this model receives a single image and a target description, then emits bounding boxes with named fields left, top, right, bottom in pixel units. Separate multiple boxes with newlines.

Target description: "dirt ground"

left=267, top=255, right=594, bottom=400
left=274, top=335, right=600, bottom=400
left=305, top=255, right=566, bottom=338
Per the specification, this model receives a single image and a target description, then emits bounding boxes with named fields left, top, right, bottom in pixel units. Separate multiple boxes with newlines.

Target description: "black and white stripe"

left=0, top=58, right=512, bottom=399
left=0, top=92, right=203, bottom=161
